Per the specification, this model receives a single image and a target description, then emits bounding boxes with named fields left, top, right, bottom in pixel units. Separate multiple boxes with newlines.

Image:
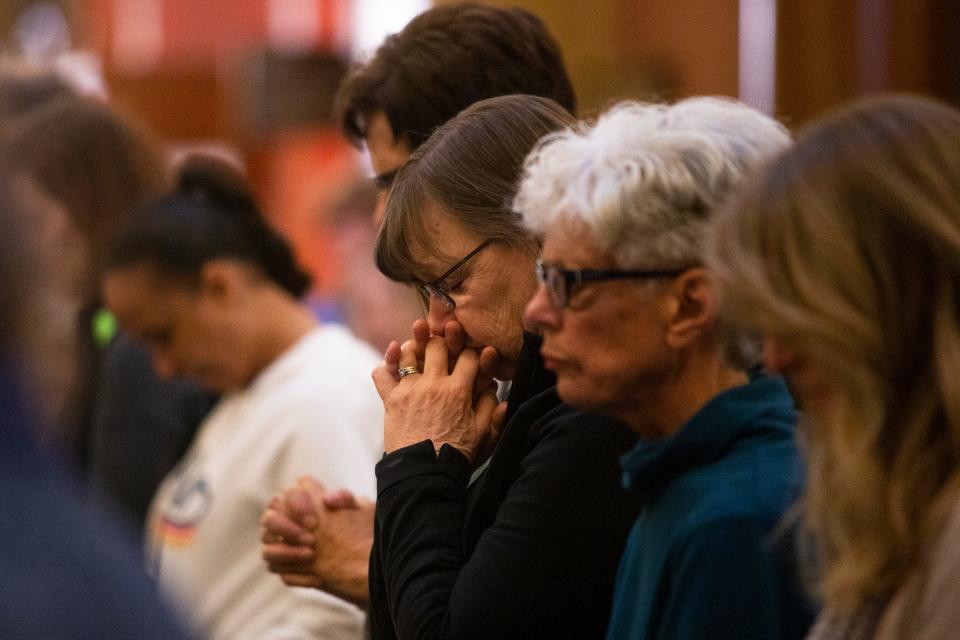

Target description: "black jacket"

left=368, top=333, right=641, bottom=639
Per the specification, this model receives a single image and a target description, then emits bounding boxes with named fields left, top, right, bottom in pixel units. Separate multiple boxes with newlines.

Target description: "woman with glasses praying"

left=368, top=93, right=645, bottom=639
left=518, top=98, right=814, bottom=640
left=266, top=94, right=642, bottom=639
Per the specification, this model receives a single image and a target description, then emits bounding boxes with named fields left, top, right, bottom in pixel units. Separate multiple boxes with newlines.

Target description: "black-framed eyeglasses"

left=536, top=259, right=688, bottom=309
left=372, top=167, right=400, bottom=191
left=416, top=240, right=494, bottom=311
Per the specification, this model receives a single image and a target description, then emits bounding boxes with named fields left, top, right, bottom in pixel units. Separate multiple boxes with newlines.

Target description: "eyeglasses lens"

left=545, top=266, right=566, bottom=309
left=418, top=283, right=455, bottom=310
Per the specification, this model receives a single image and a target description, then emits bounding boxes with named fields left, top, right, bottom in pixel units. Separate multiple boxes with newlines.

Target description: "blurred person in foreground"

left=0, top=90, right=214, bottom=530
left=103, top=158, right=383, bottom=639
left=518, top=98, right=814, bottom=639
left=0, top=174, right=189, bottom=639
left=262, top=0, right=578, bottom=606
left=269, top=94, right=642, bottom=638
left=707, top=94, right=960, bottom=640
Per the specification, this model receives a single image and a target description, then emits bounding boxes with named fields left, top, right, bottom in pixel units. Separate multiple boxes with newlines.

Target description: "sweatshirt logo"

left=157, top=470, right=212, bottom=548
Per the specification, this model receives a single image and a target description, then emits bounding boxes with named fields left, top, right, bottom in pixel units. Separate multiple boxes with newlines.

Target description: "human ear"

left=199, top=259, right=243, bottom=305
left=664, top=268, right=718, bottom=350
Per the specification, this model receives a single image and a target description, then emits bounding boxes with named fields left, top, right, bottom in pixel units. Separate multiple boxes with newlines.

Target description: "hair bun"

left=170, top=153, right=312, bottom=297
left=175, top=154, right=257, bottom=214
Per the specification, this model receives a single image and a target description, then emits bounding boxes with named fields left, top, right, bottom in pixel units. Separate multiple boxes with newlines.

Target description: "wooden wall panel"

left=777, top=0, right=958, bottom=126
left=775, top=0, right=858, bottom=126
left=438, top=0, right=739, bottom=116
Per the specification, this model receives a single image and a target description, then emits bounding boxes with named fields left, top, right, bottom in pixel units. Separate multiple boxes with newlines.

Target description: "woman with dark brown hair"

left=104, top=159, right=383, bottom=639
left=264, top=94, right=641, bottom=639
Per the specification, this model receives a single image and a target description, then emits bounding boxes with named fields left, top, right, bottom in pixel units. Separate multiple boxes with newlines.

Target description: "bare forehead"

left=540, top=219, right=608, bottom=267
left=409, top=201, right=486, bottom=272
left=104, top=262, right=192, bottom=313
left=103, top=267, right=163, bottom=327
left=108, top=260, right=190, bottom=289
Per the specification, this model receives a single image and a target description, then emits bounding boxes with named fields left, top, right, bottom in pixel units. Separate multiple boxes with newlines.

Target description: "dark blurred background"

left=2, top=0, right=956, bottom=297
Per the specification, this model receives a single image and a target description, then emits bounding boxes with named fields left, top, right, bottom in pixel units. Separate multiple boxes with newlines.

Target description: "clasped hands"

left=373, top=318, right=507, bottom=462
left=261, top=476, right=373, bottom=607
left=261, top=319, right=507, bottom=605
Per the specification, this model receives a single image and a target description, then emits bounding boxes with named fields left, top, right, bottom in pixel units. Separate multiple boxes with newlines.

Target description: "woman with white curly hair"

left=518, top=97, right=814, bottom=639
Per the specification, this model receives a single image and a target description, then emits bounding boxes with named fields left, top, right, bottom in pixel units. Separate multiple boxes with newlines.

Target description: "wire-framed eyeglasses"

left=416, top=240, right=494, bottom=310
left=536, top=259, right=688, bottom=309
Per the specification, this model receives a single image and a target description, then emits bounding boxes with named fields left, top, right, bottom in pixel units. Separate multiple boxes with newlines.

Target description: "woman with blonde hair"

left=707, top=94, right=960, bottom=639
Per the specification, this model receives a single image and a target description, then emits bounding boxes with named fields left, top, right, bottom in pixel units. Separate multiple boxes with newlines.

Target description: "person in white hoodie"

left=103, top=156, right=383, bottom=639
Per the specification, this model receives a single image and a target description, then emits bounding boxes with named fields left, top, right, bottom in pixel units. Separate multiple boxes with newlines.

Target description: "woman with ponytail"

left=104, top=156, right=383, bottom=640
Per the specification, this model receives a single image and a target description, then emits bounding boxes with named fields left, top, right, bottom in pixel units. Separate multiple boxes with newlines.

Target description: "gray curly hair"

left=514, top=97, right=791, bottom=270
left=514, top=97, right=791, bottom=368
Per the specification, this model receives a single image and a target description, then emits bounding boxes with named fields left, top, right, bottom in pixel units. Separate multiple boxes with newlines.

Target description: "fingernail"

left=303, top=516, right=317, bottom=529
left=300, top=533, right=315, bottom=545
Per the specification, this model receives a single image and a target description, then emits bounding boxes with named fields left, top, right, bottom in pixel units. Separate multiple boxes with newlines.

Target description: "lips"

left=539, top=349, right=565, bottom=370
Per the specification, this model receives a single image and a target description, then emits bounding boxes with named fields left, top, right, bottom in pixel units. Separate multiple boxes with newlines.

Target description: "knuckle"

left=384, top=393, right=405, bottom=411
left=450, top=386, right=471, bottom=405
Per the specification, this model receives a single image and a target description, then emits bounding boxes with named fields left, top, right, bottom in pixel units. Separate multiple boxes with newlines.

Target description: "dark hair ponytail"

left=107, top=155, right=311, bottom=297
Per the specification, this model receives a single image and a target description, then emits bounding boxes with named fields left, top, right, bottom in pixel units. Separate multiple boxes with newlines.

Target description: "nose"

left=150, top=349, right=178, bottom=379
left=426, top=295, right=455, bottom=336
left=762, top=336, right=797, bottom=374
left=524, top=283, right=560, bottom=331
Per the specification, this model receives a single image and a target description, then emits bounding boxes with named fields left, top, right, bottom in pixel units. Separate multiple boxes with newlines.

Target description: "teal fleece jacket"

left=606, top=374, right=816, bottom=640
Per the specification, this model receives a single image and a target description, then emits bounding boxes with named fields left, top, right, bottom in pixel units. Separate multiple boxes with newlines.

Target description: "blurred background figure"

left=0, top=172, right=189, bottom=640
left=0, top=64, right=83, bottom=425
left=0, top=84, right=215, bottom=533
left=335, top=1, right=576, bottom=223
left=309, top=174, right=421, bottom=353
left=709, top=94, right=960, bottom=640
left=104, top=157, right=383, bottom=639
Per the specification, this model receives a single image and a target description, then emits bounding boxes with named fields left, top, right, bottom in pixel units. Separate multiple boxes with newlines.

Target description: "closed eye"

left=444, top=276, right=466, bottom=292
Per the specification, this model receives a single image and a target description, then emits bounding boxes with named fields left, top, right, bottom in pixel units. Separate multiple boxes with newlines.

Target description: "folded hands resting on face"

left=260, top=319, right=507, bottom=604
left=373, top=318, right=507, bottom=463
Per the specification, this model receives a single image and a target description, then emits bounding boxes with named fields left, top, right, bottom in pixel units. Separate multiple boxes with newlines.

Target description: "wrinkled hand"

left=260, top=476, right=374, bottom=608
left=385, top=319, right=500, bottom=401
left=373, top=327, right=507, bottom=463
